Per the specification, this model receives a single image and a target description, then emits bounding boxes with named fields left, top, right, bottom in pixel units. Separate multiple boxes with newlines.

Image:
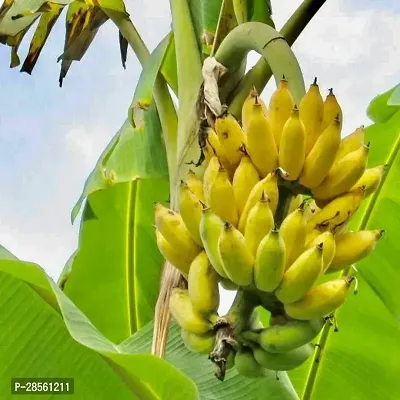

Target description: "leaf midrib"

left=126, top=181, right=138, bottom=335
left=301, top=129, right=400, bottom=400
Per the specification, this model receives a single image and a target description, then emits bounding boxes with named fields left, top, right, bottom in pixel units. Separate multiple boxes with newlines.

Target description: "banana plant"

left=1, top=0, right=400, bottom=399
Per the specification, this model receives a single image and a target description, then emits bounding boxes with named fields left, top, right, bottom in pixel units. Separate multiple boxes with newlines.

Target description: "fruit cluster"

left=154, top=77, right=385, bottom=380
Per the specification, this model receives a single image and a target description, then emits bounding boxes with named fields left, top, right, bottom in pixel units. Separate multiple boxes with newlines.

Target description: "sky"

left=0, top=0, right=399, bottom=310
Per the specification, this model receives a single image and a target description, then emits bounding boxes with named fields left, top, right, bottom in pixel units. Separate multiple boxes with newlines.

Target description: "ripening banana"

left=332, top=125, right=365, bottom=168
left=275, top=243, right=324, bottom=304
left=288, top=194, right=303, bottom=214
left=244, top=192, right=274, bottom=256
left=303, top=199, right=320, bottom=221
left=242, top=318, right=325, bottom=353
left=169, top=288, right=215, bottom=334
left=350, top=164, right=386, bottom=197
left=253, top=343, right=314, bottom=371
left=203, top=156, right=221, bottom=204
left=254, top=229, right=286, bottom=292
left=306, top=231, right=336, bottom=272
left=208, top=166, right=239, bottom=226
left=179, top=182, right=203, bottom=246
left=306, top=186, right=366, bottom=233
left=235, top=347, right=265, bottom=378
left=200, top=208, right=228, bottom=278
left=220, top=277, right=239, bottom=291
left=204, top=127, right=234, bottom=176
left=155, top=228, right=192, bottom=275
left=154, top=203, right=201, bottom=259
left=299, top=116, right=342, bottom=189
left=312, top=144, right=370, bottom=200
left=232, top=154, right=260, bottom=214
left=186, top=170, right=205, bottom=203
left=328, top=229, right=384, bottom=272
left=188, top=251, right=220, bottom=314
left=279, top=106, right=306, bottom=180
left=218, top=222, right=254, bottom=286
left=181, top=329, right=216, bottom=353
left=215, top=112, right=246, bottom=166
left=246, top=97, right=278, bottom=177
left=242, top=87, right=268, bottom=132
left=284, top=276, right=355, bottom=320
left=268, top=76, right=295, bottom=149
left=321, top=88, right=343, bottom=133
left=280, top=204, right=307, bottom=267
left=238, top=170, right=279, bottom=232
left=299, top=78, right=324, bottom=155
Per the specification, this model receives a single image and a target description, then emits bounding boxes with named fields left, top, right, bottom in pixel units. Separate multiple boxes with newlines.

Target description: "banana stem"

left=228, top=0, right=327, bottom=118
left=274, top=186, right=293, bottom=227
left=210, top=289, right=259, bottom=381
left=215, top=22, right=305, bottom=106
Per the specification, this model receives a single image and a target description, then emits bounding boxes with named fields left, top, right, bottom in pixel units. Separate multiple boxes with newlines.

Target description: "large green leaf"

left=0, top=250, right=198, bottom=399
left=367, top=83, right=400, bottom=124
left=288, top=94, right=400, bottom=399
left=121, top=322, right=300, bottom=400
left=64, top=179, right=169, bottom=343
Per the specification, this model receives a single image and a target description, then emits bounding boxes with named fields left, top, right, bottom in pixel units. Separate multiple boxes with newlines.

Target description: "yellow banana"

left=218, top=222, right=254, bottom=286
left=242, top=87, right=268, bottom=132
left=275, top=243, right=324, bottom=304
left=350, top=164, right=386, bottom=197
left=268, top=76, right=295, bottom=149
left=299, top=77, right=324, bottom=155
left=246, top=97, right=278, bottom=177
left=253, top=343, right=314, bottom=371
left=169, top=288, right=215, bottom=334
left=181, top=329, right=216, bottom=353
left=279, top=106, right=306, bottom=180
left=303, top=199, right=320, bottom=221
left=238, top=170, right=279, bottom=232
left=254, top=229, right=286, bottom=292
left=199, top=208, right=228, bottom=278
left=244, top=192, right=274, bottom=256
left=186, top=170, right=205, bottom=203
left=242, top=318, right=325, bottom=353
left=215, top=112, right=246, bottom=166
left=299, top=116, right=342, bottom=188
left=327, top=229, right=384, bottom=272
left=321, top=88, right=343, bottom=133
left=188, top=251, right=220, bottom=314
left=288, top=194, right=303, bottom=214
left=306, top=231, right=336, bottom=272
left=204, top=127, right=234, bottom=176
left=203, top=156, right=221, bottom=205
left=179, top=182, right=203, bottom=246
left=154, top=203, right=201, bottom=259
left=332, top=125, right=365, bottom=167
left=232, top=153, right=260, bottom=214
left=235, top=347, right=265, bottom=378
left=154, top=228, right=192, bottom=276
left=312, top=144, right=370, bottom=200
left=208, top=166, right=239, bottom=226
left=306, top=187, right=366, bottom=233
left=280, top=204, right=307, bottom=267
left=284, top=276, right=355, bottom=320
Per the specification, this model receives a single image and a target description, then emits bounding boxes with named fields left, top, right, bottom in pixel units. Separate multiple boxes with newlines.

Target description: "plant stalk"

left=228, top=0, right=327, bottom=118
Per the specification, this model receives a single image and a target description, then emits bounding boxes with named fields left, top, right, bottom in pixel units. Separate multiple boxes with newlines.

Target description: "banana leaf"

left=0, top=248, right=198, bottom=399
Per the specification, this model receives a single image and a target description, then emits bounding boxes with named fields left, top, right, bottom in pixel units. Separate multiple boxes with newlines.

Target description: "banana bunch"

left=154, top=77, right=386, bottom=380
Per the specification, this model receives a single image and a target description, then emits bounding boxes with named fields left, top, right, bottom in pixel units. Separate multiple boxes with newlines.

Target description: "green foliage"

left=0, top=250, right=198, bottom=399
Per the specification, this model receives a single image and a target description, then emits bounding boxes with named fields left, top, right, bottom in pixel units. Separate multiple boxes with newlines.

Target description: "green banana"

left=253, top=343, right=314, bottom=371
left=181, top=329, right=216, bottom=353
left=235, top=347, right=265, bottom=378
left=254, top=229, right=286, bottom=292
